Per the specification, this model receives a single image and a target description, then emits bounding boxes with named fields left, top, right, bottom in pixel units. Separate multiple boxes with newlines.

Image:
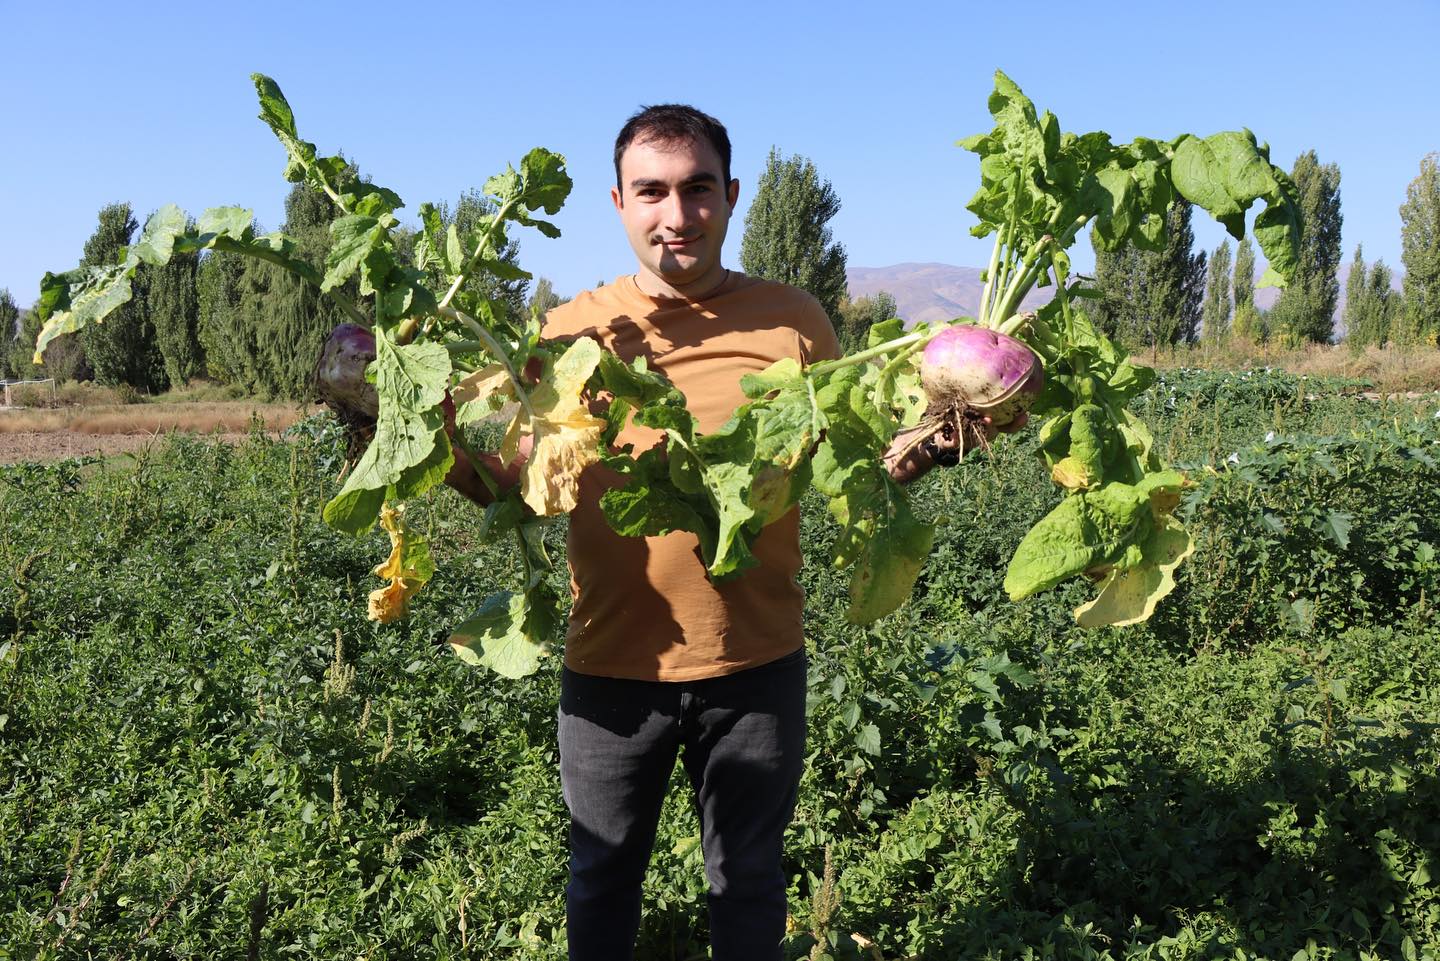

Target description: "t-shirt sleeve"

left=797, top=295, right=843, bottom=364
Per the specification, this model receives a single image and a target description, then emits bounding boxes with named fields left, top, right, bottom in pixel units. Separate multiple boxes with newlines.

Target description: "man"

left=445, top=105, right=996, bottom=960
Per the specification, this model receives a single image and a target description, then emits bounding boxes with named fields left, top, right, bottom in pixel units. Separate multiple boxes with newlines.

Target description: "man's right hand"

left=441, top=392, right=532, bottom=506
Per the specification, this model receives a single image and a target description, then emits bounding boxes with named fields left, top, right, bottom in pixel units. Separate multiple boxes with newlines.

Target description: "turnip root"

left=315, top=322, right=379, bottom=425
left=890, top=323, right=1043, bottom=465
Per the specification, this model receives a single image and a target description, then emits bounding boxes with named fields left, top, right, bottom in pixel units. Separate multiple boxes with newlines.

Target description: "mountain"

left=846, top=263, right=1053, bottom=325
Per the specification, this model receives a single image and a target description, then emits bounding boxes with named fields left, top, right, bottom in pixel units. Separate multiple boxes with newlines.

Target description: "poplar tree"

left=1343, top=244, right=1402, bottom=349
left=1399, top=152, right=1440, bottom=344
left=1232, top=236, right=1262, bottom=341
left=1201, top=239, right=1232, bottom=341
left=740, top=147, right=848, bottom=327
left=0, top=290, right=18, bottom=380
left=1343, top=244, right=1372, bottom=346
left=79, top=203, right=168, bottom=391
left=527, top=277, right=567, bottom=317
left=1271, top=151, right=1343, bottom=343
left=1366, top=261, right=1400, bottom=346
left=1090, top=199, right=1206, bottom=349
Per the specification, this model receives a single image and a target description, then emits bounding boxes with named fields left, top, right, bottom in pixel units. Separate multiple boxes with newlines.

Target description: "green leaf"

left=1171, top=130, right=1302, bottom=283
left=196, top=206, right=254, bottom=241
left=855, top=723, right=881, bottom=756
left=844, top=480, right=935, bottom=624
left=1004, top=480, right=1157, bottom=601
left=1048, top=404, right=1116, bottom=491
left=325, top=337, right=453, bottom=532
left=448, top=589, right=554, bottom=679
left=739, top=358, right=804, bottom=399
left=445, top=223, right=465, bottom=277
left=323, top=215, right=383, bottom=292
left=1322, top=510, right=1353, bottom=550
left=517, top=147, right=572, bottom=215
left=322, top=485, right=386, bottom=536
left=1091, top=167, right=1136, bottom=249
left=251, top=73, right=317, bottom=183
left=130, top=204, right=188, bottom=265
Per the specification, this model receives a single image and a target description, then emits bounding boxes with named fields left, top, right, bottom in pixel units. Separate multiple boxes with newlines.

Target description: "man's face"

left=611, top=135, right=740, bottom=295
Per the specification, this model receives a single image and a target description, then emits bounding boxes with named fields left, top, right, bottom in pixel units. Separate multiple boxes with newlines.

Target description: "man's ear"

left=611, top=184, right=624, bottom=212
left=726, top=179, right=740, bottom=210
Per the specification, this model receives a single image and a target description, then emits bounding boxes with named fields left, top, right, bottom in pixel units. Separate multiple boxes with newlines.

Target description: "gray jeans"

left=558, top=648, right=808, bottom=961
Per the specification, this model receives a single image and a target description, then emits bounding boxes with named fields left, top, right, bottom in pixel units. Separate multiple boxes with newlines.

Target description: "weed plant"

left=2, top=374, right=1438, bottom=959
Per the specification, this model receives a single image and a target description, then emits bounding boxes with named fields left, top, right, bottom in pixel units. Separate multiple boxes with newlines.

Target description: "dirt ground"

left=0, top=399, right=308, bottom=466
left=0, top=430, right=262, bottom=465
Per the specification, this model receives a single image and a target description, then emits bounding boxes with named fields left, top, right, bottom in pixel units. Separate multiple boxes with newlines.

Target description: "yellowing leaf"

left=368, top=580, right=418, bottom=624
left=453, top=362, right=514, bottom=405
left=1051, top=455, right=1100, bottom=491
left=453, top=363, right=517, bottom=427
left=366, top=503, right=435, bottom=623
left=1074, top=517, right=1194, bottom=628
left=504, top=338, right=608, bottom=515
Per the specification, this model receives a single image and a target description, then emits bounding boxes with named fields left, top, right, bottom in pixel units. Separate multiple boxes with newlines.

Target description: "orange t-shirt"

left=542, top=272, right=842, bottom=681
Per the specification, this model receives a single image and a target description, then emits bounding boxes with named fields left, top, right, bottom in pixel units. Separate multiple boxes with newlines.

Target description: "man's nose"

left=662, top=192, right=693, bottom=232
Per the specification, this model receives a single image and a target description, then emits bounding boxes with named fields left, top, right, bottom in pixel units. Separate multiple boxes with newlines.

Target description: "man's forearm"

left=445, top=447, right=523, bottom=506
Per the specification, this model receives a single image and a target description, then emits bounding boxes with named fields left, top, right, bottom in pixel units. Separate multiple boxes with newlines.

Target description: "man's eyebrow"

left=628, top=172, right=720, bottom=190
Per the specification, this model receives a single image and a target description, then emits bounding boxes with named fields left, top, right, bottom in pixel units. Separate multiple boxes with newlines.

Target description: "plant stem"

left=807, top=330, right=930, bottom=377
left=439, top=306, right=535, bottom=418
left=437, top=199, right=518, bottom=313
left=987, top=214, right=1093, bottom=330
left=979, top=230, right=1003, bottom=326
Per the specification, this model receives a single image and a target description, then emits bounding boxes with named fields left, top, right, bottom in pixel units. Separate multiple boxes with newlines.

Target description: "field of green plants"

left=3, top=368, right=1439, bottom=960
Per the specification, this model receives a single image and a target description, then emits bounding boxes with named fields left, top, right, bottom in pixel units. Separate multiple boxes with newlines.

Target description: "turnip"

left=884, top=324, right=1043, bottom=466
left=315, top=322, right=379, bottom=427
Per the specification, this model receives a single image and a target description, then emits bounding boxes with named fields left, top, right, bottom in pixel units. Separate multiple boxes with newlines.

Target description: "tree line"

left=0, top=175, right=564, bottom=396
left=1096, top=150, right=1440, bottom=350
left=3, top=147, right=1438, bottom=393
left=739, top=147, right=1440, bottom=354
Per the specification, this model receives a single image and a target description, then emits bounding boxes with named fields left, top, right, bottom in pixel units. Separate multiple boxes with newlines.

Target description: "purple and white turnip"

left=315, top=322, right=379, bottom=426
left=885, top=323, right=1044, bottom=468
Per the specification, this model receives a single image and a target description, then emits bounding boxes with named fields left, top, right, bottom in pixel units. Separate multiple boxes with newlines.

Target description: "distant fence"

left=0, top=378, right=56, bottom=408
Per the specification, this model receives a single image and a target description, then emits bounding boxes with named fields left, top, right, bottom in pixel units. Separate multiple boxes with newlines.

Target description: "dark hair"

left=613, top=104, right=732, bottom=190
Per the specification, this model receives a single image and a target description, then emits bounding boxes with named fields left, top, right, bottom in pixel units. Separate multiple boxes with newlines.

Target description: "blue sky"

left=2, top=0, right=1436, bottom=307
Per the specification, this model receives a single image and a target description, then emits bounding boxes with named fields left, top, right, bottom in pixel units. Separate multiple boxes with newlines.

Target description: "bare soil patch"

left=0, top=401, right=310, bottom=465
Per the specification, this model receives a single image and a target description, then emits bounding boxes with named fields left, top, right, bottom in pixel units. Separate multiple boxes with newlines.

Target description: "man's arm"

left=444, top=445, right=525, bottom=506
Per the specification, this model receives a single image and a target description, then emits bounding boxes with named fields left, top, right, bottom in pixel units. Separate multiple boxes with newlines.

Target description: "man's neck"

left=634, top=265, right=731, bottom=300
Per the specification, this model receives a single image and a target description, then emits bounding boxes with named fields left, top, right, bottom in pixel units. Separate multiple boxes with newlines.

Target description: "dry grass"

left=0, top=402, right=306, bottom=435
left=1147, top=341, right=1440, bottom=395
